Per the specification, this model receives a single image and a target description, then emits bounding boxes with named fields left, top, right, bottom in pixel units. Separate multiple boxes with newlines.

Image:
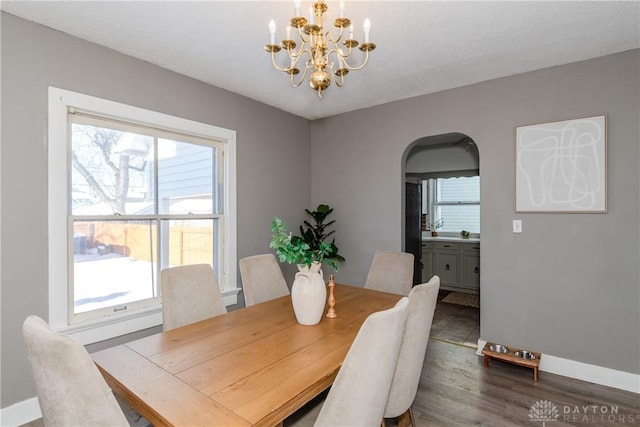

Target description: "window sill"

left=57, top=287, right=241, bottom=345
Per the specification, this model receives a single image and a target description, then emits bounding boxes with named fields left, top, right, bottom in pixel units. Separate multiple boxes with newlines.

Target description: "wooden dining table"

left=92, top=284, right=401, bottom=427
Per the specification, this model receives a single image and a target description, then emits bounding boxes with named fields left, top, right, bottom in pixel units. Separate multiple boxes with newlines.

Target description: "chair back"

left=161, top=264, right=227, bottom=331
left=364, top=251, right=414, bottom=295
left=384, top=275, right=440, bottom=419
left=23, top=315, right=129, bottom=427
left=239, top=253, right=290, bottom=306
left=314, top=297, right=409, bottom=427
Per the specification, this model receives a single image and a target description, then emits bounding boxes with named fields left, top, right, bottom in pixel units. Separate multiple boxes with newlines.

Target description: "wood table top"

left=92, top=284, right=401, bottom=427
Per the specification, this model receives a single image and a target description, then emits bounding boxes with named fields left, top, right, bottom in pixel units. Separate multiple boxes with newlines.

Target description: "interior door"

left=405, top=182, right=421, bottom=285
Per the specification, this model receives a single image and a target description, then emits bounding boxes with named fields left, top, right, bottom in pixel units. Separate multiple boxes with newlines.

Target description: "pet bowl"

left=489, top=344, right=509, bottom=353
left=514, top=350, right=537, bottom=360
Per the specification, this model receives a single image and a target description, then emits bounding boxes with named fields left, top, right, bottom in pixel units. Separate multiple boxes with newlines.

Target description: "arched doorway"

left=403, top=132, right=481, bottom=348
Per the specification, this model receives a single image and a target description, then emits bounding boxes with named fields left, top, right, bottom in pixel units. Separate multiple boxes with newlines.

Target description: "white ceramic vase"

left=291, top=261, right=326, bottom=325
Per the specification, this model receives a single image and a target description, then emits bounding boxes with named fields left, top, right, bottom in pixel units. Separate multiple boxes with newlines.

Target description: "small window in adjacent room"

left=48, top=87, right=237, bottom=343
left=423, top=176, right=480, bottom=235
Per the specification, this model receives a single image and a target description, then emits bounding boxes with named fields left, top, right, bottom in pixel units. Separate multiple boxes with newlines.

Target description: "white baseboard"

left=0, top=397, right=41, bottom=427
left=476, top=338, right=640, bottom=394
left=540, top=354, right=640, bottom=394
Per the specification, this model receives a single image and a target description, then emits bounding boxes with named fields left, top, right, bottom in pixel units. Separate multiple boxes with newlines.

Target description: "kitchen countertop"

left=422, top=235, right=480, bottom=243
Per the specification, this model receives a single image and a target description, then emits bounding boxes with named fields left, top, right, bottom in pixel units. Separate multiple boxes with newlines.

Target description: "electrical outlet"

left=513, top=220, right=522, bottom=233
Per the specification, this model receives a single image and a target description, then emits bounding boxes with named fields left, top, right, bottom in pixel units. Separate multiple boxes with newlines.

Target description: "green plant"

left=270, top=204, right=345, bottom=271
left=427, top=218, right=444, bottom=231
left=299, top=204, right=345, bottom=270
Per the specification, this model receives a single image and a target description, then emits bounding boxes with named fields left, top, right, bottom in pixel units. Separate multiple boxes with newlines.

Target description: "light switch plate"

left=513, top=219, right=522, bottom=233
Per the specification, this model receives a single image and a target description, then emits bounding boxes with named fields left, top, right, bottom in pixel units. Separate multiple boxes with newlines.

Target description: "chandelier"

left=264, top=0, right=375, bottom=98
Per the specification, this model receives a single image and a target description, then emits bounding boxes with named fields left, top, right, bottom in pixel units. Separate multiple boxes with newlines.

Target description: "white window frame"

left=48, top=87, right=238, bottom=344
left=424, top=176, right=480, bottom=236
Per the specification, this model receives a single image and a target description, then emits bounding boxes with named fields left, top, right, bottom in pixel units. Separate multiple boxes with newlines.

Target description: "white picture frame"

left=515, top=115, right=607, bottom=213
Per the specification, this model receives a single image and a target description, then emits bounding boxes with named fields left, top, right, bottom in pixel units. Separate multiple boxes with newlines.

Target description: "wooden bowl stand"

left=482, top=342, right=541, bottom=381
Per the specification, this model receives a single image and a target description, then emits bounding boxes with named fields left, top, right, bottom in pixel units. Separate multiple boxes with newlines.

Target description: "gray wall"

left=0, top=13, right=311, bottom=407
left=310, top=49, right=640, bottom=374
left=405, top=143, right=479, bottom=173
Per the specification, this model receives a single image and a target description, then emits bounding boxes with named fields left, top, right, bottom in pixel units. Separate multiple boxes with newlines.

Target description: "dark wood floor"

left=412, top=340, right=640, bottom=426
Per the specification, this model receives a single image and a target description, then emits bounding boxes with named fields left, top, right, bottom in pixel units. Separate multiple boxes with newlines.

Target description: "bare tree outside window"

left=71, top=124, right=152, bottom=215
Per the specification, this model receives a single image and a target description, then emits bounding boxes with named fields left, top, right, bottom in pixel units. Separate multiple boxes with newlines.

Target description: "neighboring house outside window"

left=48, top=87, right=237, bottom=344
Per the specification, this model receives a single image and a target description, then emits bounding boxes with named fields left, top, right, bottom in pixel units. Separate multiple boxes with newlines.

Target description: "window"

left=423, top=176, right=480, bottom=234
left=49, top=88, right=237, bottom=344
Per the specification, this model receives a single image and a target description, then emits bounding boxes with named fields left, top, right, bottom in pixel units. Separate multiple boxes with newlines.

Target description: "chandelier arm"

left=295, top=25, right=310, bottom=44
left=337, top=48, right=371, bottom=71
left=288, top=47, right=312, bottom=70
left=325, top=26, right=344, bottom=45
left=290, top=65, right=310, bottom=88
left=337, top=44, right=354, bottom=57
left=270, top=50, right=293, bottom=73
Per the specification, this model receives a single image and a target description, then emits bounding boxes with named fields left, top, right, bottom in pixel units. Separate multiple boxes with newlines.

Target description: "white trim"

left=0, top=397, right=41, bottom=427
left=57, top=306, right=163, bottom=345
left=476, top=338, right=640, bottom=394
left=53, top=287, right=238, bottom=345
left=540, top=354, right=640, bottom=394
left=475, top=338, right=487, bottom=356
left=48, top=86, right=237, bottom=345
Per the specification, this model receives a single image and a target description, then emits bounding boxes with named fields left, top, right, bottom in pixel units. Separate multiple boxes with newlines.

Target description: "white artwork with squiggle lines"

left=516, top=115, right=606, bottom=212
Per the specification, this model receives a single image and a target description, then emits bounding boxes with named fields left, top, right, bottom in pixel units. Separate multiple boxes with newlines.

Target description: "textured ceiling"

left=2, top=1, right=639, bottom=120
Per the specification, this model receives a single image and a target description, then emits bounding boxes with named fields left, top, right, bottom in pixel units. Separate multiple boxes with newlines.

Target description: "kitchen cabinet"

left=462, top=243, right=480, bottom=292
left=420, top=241, right=433, bottom=283
left=422, top=239, right=479, bottom=294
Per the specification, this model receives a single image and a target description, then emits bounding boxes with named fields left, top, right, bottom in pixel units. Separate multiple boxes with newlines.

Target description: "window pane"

left=163, top=218, right=219, bottom=278
left=436, top=176, right=479, bottom=202
left=72, top=220, right=157, bottom=315
left=437, top=205, right=480, bottom=233
left=432, top=176, right=480, bottom=233
left=71, top=124, right=154, bottom=215
left=157, top=139, right=217, bottom=215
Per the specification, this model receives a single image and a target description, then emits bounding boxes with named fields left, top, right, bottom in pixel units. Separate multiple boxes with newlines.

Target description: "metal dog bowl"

left=514, top=350, right=537, bottom=360
left=489, top=344, right=509, bottom=353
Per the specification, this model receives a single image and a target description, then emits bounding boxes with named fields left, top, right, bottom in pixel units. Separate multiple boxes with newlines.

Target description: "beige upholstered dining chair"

left=239, top=253, right=290, bottom=306
left=23, top=315, right=129, bottom=427
left=384, top=275, right=440, bottom=427
left=314, top=297, right=409, bottom=427
left=161, top=264, right=227, bottom=331
left=364, top=250, right=415, bottom=295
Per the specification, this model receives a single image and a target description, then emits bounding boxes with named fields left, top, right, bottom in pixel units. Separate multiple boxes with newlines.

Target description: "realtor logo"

left=529, top=400, right=559, bottom=426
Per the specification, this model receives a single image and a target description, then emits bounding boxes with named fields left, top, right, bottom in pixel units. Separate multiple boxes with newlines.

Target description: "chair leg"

left=409, top=407, right=417, bottom=427
left=397, top=409, right=413, bottom=427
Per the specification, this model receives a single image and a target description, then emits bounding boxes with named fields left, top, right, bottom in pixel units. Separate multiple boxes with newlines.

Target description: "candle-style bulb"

left=339, top=1, right=345, bottom=18
left=268, top=19, right=276, bottom=45
left=294, top=0, right=301, bottom=16
left=363, top=18, right=371, bottom=43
